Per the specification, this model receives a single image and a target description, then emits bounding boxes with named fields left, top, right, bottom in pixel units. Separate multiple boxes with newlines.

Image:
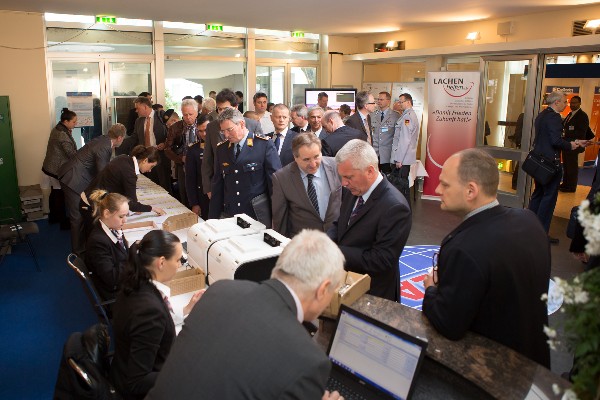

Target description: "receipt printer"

left=206, top=229, right=291, bottom=285
left=186, top=214, right=266, bottom=274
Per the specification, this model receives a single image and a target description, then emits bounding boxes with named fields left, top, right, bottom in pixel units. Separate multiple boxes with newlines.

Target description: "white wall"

left=0, top=11, right=51, bottom=186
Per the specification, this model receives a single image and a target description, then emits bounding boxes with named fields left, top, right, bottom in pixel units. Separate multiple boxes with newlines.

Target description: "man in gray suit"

left=371, top=91, right=400, bottom=174
left=272, top=132, right=342, bottom=237
left=391, top=93, right=421, bottom=201
left=345, top=90, right=374, bottom=143
left=58, top=124, right=125, bottom=255
left=130, top=96, right=172, bottom=193
left=201, top=88, right=263, bottom=197
left=146, top=230, right=345, bottom=400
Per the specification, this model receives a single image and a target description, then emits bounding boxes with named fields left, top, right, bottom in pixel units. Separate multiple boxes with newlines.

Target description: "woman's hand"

left=183, top=289, right=206, bottom=316
left=152, top=206, right=166, bottom=216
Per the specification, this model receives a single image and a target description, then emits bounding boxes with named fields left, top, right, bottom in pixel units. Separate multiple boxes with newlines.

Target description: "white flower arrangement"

left=544, top=195, right=600, bottom=400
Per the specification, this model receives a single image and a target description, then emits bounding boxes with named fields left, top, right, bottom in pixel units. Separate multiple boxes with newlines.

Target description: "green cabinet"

left=0, top=97, right=21, bottom=220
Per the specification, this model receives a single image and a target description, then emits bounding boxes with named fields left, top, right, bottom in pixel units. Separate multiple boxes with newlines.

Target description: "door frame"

left=477, top=54, right=541, bottom=209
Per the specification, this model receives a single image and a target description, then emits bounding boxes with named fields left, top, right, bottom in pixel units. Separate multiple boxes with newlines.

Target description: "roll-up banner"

left=422, top=72, right=480, bottom=198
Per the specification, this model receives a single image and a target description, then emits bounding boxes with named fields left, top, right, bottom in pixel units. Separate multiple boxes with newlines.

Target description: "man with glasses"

left=345, top=90, right=375, bottom=144
left=391, top=93, right=420, bottom=201
left=208, top=108, right=281, bottom=224
left=371, top=91, right=399, bottom=174
left=423, top=148, right=551, bottom=368
left=201, top=89, right=263, bottom=199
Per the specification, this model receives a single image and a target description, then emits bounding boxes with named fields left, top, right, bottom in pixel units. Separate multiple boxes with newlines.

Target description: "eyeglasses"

left=220, top=125, right=237, bottom=135
left=367, top=102, right=376, bottom=105
left=431, top=252, right=439, bottom=285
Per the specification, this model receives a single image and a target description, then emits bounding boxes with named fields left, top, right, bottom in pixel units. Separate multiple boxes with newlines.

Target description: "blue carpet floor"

left=0, top=220, right=97, bottom=400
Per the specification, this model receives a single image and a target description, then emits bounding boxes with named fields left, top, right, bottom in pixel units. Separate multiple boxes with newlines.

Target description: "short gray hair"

left=355, top=91, right=370, bottom=110
left=181, top=98, right=197, bottom=111
left=335, top=139, right=379, bottom=171
left=291, top=104, right=308, bottom=119
left=307, top=106, right=324, bottom=117
left=545, top=90, right=565, bottom=105
left=217, top=107, right=244, bottom=125
left=107, top=123, right=126, bottom=139
left=203, top=97, right=216, bottom=112
left=322, top=110, right=342, bottom=125
left=271, top=229, right=345, bottom=294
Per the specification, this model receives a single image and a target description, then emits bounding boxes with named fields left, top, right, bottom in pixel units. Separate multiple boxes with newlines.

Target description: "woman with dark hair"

left=81, top=145, right=166, bottom=238
left=85, top=190, right=129, bottom=301
left=110, top=230, right=203, bottom=399
left=42, top=108, right=78, bottom=229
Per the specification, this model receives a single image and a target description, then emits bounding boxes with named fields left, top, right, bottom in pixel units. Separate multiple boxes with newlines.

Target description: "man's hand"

left=191, top=205, right=200, bottom=216
left=395, top=162, right=403, bottom=168
left=152, top=206, right=166, bottom=216
left=570, top=141, right=580, bottom=150
left=156, top=143, right=166, bottom=151
left=423, top=269, right=437, bottom=289
left=207, top=192, right=212, bottom=199
left=182, top=155, right=186, bottom=164
left=322, top=390, right=344, bottom=400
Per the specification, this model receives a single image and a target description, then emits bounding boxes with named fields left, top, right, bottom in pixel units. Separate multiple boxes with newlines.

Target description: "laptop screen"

left=328, top=307, right=426, bottom=400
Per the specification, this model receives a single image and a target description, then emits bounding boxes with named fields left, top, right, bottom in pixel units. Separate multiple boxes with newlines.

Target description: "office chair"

left=0, top=206, right=40, bottom=271
left=67, top=253, right=114, bottom=330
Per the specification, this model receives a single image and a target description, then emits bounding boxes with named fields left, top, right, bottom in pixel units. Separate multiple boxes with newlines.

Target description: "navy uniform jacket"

left=185, top=140, right=210, bottom=221
left=208, top=132, right=281, bottom=219
left=532, top=107, right=571, bottom=160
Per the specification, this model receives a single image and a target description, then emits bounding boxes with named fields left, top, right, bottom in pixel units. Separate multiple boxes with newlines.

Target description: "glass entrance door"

left=50, top=60, right=152, bottom=147
left=478, top=55, right=539, bottom=208
left=256, top=64, right=318, bottom=106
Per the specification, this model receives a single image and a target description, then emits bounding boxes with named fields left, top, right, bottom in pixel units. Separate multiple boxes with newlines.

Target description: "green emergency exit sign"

left=206, top=24, right=223, bottom=31
left=96, top=16, right=117, bottom=24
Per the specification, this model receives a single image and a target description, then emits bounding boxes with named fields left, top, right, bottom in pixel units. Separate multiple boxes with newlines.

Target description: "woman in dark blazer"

left=81, top=145, right=166, bottom=238
left=42, top=108, right=78, bottom=229
left=85, top=190, right=130, bottom=301
left=110, top=230, right=202, bottom=399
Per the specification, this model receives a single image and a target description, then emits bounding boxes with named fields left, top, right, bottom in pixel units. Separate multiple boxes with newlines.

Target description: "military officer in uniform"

left=185, top=114, right=211, bottom=220
left=208, top=108, right=281, bottom=225
left=371, top=91, right=400, bottom=174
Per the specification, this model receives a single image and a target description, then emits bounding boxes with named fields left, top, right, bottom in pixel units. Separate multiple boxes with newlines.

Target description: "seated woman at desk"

left=110, top=230, right=203, bottom=400
left=85, top=190, right=129, bottom=301
left=81, top=145, right=166, bottom=237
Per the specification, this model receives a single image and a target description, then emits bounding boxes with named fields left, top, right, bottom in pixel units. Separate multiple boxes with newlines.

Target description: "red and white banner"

left=422, top=72, right=480, bottom=198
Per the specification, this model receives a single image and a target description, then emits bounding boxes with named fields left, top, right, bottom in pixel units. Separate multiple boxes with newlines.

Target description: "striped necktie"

left=307, top=174, right=320, bottom=215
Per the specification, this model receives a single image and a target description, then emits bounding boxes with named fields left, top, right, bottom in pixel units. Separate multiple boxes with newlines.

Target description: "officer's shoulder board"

left=254, top=134, right=269, bottom=141
left=217, top=139, right=229, bottom=147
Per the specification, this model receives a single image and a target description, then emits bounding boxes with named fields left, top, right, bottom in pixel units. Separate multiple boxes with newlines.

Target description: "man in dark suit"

left=130, top=96, right=172, bottom=193
left=321, top=110, right=364, bottom=157
left=423, top=148, right=551, bottom=368
left=327, top=139, right=411, bottom=301
left=560, top=95, right=590, bottom=192
left=208, top=108, right=281, bottom=225
left=266, top=104, right=297, bottom=167
left=58, top=124, right=125, bottom=255
left=528, top=91, right=580, bottom=241
left=201, top=89, right=264, bottom=197
left=272, top=132, right=342, bottom=237
left=185, top=115, right=210, bottom=220
left=146, top=230, right=345, bottom=400
left=290, top=104, right=309, bottom=133
left=125, top=91, right=151, bottom=135
left=345, top=90, right=374, bottom=144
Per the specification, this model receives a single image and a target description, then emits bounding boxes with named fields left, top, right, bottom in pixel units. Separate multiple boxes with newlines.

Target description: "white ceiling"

left=3, top=0, right=600, bottom=35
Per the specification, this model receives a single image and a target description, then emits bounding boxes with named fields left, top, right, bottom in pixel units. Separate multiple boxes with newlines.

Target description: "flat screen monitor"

left=305, top=88, right=357, bottom=111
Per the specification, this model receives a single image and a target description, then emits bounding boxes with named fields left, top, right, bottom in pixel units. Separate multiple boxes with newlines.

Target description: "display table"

left=316, top=295, right=571, bottom=399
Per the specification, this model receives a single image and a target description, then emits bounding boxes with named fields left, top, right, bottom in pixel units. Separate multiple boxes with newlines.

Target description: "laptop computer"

left=326, top=305, right=428, bottom=400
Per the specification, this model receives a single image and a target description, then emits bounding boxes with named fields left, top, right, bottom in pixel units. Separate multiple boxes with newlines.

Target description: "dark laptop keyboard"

left=326, top=376, right=370, bottom=400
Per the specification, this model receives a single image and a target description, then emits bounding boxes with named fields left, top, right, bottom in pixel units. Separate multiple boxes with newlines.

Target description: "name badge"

left=569, top=126, right=575, bottom=131
left=381, top=127, right=389, bottom=133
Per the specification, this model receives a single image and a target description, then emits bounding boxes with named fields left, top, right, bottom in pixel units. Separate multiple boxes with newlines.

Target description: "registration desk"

left=316, top=295, right=571, bottom=400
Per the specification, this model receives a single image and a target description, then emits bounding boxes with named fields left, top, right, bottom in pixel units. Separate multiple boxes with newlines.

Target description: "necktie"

left=307, top=174, right=320, bottom=215
left=188, top=125, right=196, bottom=145
left=144, top=117, right=151, bottom=146
left=364, top=117, right=371, bottom=144
left=234, top=143, right=241, bottom=162
left=381, top=111, right=385, bottom=122
left=274, top=133, right=282, bottom=153
left=163, top=294, right=174, bottom=313
left=349, top=196, right=364, bottom=222
left=110, top=229, right=126, bottom=252
left=563, top=112, right=572, bottom=127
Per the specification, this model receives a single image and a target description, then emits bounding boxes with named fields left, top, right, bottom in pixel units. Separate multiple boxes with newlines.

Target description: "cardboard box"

left=122, top=221, right=158, bottom=231
left=162, top=212, right=198, bottom=232
left=321, top=271, right=371, bottom=318
left=166, top=268, right=206, bottom=296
